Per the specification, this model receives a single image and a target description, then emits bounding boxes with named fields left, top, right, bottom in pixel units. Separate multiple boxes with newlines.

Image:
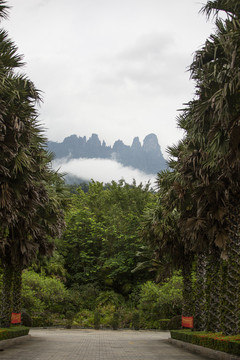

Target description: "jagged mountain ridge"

left=48, top=133, right=167, bottom=175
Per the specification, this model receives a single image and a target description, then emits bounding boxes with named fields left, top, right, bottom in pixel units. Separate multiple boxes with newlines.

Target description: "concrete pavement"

left=0, top=328, right=212, bottom=360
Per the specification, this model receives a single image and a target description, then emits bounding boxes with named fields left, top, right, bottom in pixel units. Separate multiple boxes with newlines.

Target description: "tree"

left=0, top=2, right=67, bottom=326
left=187, top=0, right=240, bottom=335
left=61, top=180, right=154, bottom=294
left=156, top=0, right=240, bottom=335
left=141, top=168, right=195, bottom=319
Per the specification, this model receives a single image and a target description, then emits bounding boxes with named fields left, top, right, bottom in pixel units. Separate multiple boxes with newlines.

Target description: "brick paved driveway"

left=0, top=328, right=210, bottom=360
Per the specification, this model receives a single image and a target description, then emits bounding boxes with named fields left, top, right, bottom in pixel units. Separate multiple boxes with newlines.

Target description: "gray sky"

left=5, top=0, right=215, bottom=159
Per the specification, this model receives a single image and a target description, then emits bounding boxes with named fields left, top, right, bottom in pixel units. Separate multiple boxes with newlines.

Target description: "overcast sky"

left=5, top=1, right=215, bottom=154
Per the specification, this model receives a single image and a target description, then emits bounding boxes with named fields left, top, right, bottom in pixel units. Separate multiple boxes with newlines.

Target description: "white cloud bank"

left=52, top=158, right=156, bottom=186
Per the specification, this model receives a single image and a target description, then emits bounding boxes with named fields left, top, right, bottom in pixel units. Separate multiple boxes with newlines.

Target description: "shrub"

left=21, top=312, right=32, bottom=327
left=138, top=273, right=183, bottom=325
left=0, top=326, right=29, bottom=341
left=96, top=291, right=125, bottom=309
left=168, top=315, right=182, bottom=330
left=32, top=316, right=51, bottom=327
left=72, top=309, right=94, bottom=328
left=132, top=311, right=140, bottom=330
left=111, top=312, right=119, bottom=330
left=159, top=319, right=170, bottom=330
left=21, top=270, right=85, bottom=327
left=71, top=283, right=100, bottom=310
left=21, top=284, right=45, bottom=315
left=94, top=311, right=101, bottom=330
left=116, top=307, right=133, bottom=329
left=170, top=330, right=240, bottom=357
left=98, top=305, right=115, bottom=328
left=138, top=315, right=170, bottom=330
left=22, top=270, right=69, bottom=316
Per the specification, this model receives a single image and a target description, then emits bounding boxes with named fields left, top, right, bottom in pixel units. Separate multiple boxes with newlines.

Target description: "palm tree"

left=172, top=0, right=240, bottom=335
left=0, top=2, right=67, bottom=327
left=0, top=72, right=43, bottom=327
left=9, top=170, right=67, bottom=324
left=168, top=112, right=225, bottom=331
left=0, top=2, right=38, bottom=327
left=156, top=121, right=229, bottom=330
left=0, top=151, right=67, bottom=326
left=141, top=0, right=240, bottom=335
left=141, top=169, right=195, bottom=319
left=190, top=1, right=240, bottom=335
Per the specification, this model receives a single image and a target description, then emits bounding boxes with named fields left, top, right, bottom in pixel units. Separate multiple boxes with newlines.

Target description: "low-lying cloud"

left=52, top=157, right=156, bottom=185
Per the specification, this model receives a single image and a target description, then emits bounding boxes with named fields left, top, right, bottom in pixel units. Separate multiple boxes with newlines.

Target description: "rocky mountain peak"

left=48, top=133, right=167, bottom=177
left=143, top=133, right=161, bottom=153
left=131, top=137, right=142, bottom=150
left=87, top=133, right=101, bottom=146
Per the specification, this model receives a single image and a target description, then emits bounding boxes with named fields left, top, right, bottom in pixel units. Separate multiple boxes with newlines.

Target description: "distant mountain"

left=48, top=133, right=167, bottom=175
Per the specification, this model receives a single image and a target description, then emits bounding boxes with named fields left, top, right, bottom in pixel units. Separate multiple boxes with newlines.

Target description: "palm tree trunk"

left=206, top=247, right=221, bottom=333
left=194, top=253, right=207, bottom=331
left=182, top=260, right=194, bottom=317
left=12, top=264, right=23, bottom=325
left=0, top=262, right=13, bottom=328
left=219, top=259, right=228, bottom=332
left=222, top=202, right=240, bottom=335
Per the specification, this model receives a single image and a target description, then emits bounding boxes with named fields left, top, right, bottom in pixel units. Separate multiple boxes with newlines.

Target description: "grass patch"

left=0, top=326, right=29, bottom=341
left=171, top=330, right=240, bottom=357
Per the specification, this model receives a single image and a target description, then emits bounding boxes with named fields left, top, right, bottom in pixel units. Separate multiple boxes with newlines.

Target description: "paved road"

left=0, top=328, right=210, bottom=360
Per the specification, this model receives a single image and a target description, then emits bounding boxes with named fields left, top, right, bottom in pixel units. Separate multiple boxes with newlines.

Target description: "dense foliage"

left=1, top=268, right=182, bottom=329
left=144, top=0, right=240, bottom=338
left=0, top=180, right=184, bottom=329
left=62, top=180, right=155, bottom=294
